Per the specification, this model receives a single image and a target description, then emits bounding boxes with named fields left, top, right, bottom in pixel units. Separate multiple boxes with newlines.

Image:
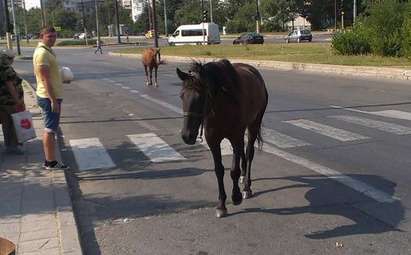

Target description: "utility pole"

left=152, top=0, right=159, bottom=48
left=94, top=0, right=101, bottom=48
left=39, top=0, right=46, bottom=26
left=163, top=0, right=168, bottom=36
left=4, top=0, right=12, bottom=49
left=114, top=0, right=121, bottom=43
left=10, top=0, right=21, bottom=55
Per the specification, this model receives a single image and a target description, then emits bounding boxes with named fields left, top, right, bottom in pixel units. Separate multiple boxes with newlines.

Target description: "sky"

left=25, top=0, right=40, bottom=10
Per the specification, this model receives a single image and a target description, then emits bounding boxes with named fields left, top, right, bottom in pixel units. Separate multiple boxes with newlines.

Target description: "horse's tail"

left=256, top=85, right=269, bottom=151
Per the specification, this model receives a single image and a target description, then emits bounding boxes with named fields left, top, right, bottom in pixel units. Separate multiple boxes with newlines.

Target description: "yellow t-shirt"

left=33, top=42, right=63, bottom=98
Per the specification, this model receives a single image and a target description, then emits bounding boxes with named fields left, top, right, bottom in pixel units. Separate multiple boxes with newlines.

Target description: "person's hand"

left=15, top=100, right=26, bottom=112
left=51, top=99, right=60, bottom=113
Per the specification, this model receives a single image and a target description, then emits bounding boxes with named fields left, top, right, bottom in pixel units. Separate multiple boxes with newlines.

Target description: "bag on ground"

left=11, top=111, right=36, bottom=143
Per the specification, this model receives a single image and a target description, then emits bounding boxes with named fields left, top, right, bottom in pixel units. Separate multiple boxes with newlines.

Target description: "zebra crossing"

left=64, top=114, right=411, bottom=172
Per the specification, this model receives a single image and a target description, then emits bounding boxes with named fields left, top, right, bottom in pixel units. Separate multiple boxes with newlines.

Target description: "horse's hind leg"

left=230, top=135, right=245, bottom=206
left=144, top=65, right=150, bottom=86
left=243, top=121, right=262, bottom=199
left=209, top=142, right=227, bottom=218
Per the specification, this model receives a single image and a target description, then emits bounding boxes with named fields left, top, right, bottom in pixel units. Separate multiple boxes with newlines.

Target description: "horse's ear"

left=176, top=68, right=190, bottom=81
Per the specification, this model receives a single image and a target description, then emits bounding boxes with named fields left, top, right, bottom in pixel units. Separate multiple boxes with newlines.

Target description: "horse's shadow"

left=232, top=174, right=404, bottom=239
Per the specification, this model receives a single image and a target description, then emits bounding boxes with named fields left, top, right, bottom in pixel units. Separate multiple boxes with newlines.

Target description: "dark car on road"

left=233, top=32, right=264, bottom=45
left=285, top=29, right=312, bottom=43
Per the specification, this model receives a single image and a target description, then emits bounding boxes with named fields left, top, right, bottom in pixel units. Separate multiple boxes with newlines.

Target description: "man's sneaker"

left=43, top=161, right=69, bottom=170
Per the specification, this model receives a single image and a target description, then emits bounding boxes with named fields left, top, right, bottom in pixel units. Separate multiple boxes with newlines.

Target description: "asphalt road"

left=14, top=46, right=411, bottom=255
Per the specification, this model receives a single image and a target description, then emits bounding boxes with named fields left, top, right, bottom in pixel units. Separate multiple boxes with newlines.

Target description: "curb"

left=109, top=52, right=411, bottom=81
left=23, top=82, right=83, bottom=255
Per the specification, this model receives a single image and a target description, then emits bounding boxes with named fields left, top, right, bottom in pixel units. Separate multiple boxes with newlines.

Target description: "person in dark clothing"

left=0, top=49, right=25, bottom=154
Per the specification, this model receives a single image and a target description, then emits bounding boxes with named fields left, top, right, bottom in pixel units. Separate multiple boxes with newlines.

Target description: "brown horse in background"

left=142, top=47, right=161, bottom=87
left=177, top=59, right=268, bottom=218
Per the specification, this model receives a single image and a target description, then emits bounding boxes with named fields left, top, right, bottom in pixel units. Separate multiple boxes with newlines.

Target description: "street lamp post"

left=10, top=0, right=21, bottom=55
left=3, top=0, right=12, bottom=49
left=209, top=0, right=213, bottom=23
left=39, top=0, right=46, bottom=26
left=255, top=0, right=260, bottom=33
left=80, top=0, right=89, bottom=46
left=114, top=0, right=121, bottom=43
left=163, top=0, right=168, bottom=36
left=353, top=0, right=357, bottom=24
left=152, top=0, right=159, bottom=48
left=94, top=0, right=101, bottom=48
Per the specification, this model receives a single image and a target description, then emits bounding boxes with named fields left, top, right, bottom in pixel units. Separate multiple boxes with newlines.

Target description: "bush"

left=402, top=2, right=411, bottom=58
left=332, top=23, right=371, bottom=55
left=364, top=0, right=405, bottom=57
left=56, top=39, right=99, bottom=46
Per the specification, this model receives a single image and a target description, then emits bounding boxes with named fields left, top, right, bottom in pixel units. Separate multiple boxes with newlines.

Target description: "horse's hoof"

left=216, top=208, right=227, bottom=218
left=239, top=176, right=245, bottom=184
left=232, top=193, right=243, bottom=206
left=145, top=82, right=149, bottom=86
left=242, top=190, right=252, bottom=199
left=154, top=83, right=158, bottom=87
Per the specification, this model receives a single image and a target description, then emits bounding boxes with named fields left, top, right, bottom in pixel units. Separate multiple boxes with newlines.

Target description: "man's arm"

left=38, top=65, right=59, bottom=113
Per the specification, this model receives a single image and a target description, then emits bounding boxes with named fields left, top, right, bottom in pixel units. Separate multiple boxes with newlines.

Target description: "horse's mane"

left=189, top=59, right=238, bottom=98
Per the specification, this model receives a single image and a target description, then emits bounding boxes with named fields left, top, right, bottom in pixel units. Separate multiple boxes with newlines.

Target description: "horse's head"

left=176, top=63, right=207, bottom=145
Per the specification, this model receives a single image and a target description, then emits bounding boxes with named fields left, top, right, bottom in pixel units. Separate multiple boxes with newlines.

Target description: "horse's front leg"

left=209, top=142, right=227, bottom=218
left=154, top=66, right=158, bottom=87
left=149, top=66, right=154, bottom=86
left=230, top=137, right=245, bottom=206
left=144, top=65, right=150, bottom=86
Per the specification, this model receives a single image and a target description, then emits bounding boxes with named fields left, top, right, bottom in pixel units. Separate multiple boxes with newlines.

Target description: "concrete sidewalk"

left=0, top=84, right=82, bottom=254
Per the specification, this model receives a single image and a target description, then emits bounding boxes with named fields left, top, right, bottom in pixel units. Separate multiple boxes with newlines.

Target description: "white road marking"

left=139, top=94, right=183, bottom=115
left=0, top=129, right=3, bottom=143
left=128, top=133, right=185, bottom=162
left=69, top=138, right=115, bottom=171
left=331, top=105, right=411, bottom=121
left=130, top=90, right=139, bottom=93
left=122, top=86, right=130, bottom=89
left=285, top=119, right=369, bottom=142
left=199, top=134, right=233, bottom=155
left=262, top=127, right=310, bottom=148
left=261, top=144, right=398, bottom=203
left=114, top=83, right=123, bottom=86
left=330, top=115, right=411, bottom=135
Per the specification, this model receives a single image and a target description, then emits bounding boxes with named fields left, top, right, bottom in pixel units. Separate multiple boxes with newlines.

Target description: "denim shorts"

left=37, top=97, right=63, bottom=133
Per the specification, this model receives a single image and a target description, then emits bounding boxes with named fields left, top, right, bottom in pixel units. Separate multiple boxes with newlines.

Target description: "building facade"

left=121, top=0, right=132, bottom=9
left=131, top=0, right=144, bottom=22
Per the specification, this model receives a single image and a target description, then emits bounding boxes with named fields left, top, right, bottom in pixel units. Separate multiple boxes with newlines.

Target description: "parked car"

left=233, top=32, right=264, bottom=45
left=285, top=29, right=312, bottom=43
left=73, top=33, right=80, bottom=39
left=74, top=33, right=91, bottom=40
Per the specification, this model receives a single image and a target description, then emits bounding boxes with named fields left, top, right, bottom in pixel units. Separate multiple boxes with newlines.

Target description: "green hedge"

left=56, top=39, right=99, bottom=46
left=332, top=0, right=411, bottom=58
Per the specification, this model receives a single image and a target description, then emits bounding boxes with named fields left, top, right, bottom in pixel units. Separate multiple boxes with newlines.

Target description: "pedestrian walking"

left=0, top=49, right=25, bottom=154
left=33, top=26, right=68, bottom=169
left=94, top=40, right=103, bottom=54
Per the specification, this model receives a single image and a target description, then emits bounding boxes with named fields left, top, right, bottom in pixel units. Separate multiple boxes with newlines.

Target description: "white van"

left=168, top=23, right=220, bottom=46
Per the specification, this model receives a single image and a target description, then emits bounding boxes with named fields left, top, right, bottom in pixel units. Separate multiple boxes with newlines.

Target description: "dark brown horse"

left=177, top=59, right=268, bottom=218
left=142, top=47, right=161, bottom=87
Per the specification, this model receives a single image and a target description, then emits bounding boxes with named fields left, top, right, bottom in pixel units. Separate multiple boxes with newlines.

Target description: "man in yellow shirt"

left=33, top=26, right=68, bottom=169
